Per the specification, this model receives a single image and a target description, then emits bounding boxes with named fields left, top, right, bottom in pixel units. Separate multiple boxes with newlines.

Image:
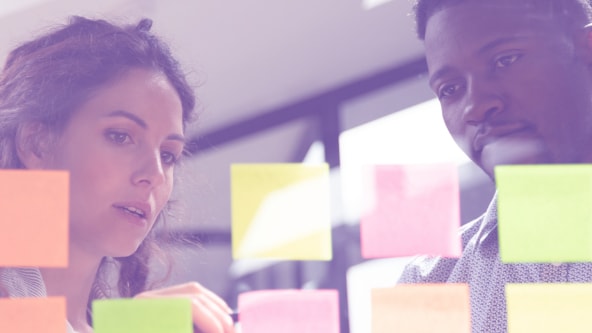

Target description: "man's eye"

left=106, top=131, right=131, bottom=144
left=439, top=84, right=460, bottom=98
left=495, top=54, right=521, bottom=68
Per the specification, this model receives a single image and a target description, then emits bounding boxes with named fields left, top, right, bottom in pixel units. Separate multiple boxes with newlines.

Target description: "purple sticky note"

left=360, top=164, right=461, bottom=258
left=238, top=289, right=339, bottom=333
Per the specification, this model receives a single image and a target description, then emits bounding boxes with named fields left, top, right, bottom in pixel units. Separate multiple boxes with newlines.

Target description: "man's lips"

left=472, top=124, right=531, bottom=154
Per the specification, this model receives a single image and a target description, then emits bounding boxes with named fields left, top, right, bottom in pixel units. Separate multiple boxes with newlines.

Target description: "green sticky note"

left=92, top=298, right=192, bottom=333
left=231, top=163, right=332, bottom=260
left=496, top=164, right=592, bottom=263
left=506, top=283, right=592, bottom=333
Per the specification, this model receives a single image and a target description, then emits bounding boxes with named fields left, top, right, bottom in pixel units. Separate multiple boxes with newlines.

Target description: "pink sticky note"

left=0, top=297, right=67, bottom=333
left=0, top=170, right=69, bottom=267
left=238, top=289, right=340, bottom=333
left=372, top=284, right=471, bottom=333
left=360, top=164, right=461, bottom=258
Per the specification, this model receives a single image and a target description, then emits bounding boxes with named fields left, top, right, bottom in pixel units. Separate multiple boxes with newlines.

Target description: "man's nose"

left=462, top=76, right=505, bottom=126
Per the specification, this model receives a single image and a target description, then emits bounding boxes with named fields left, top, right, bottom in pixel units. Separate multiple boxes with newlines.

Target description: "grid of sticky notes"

left=0, top=170, right=70, bottom=332
left=495, top=165, right=592, bottom=333
left=231, top=163, right=332, bottom=260
left=230, top=163, right=466, bottom=332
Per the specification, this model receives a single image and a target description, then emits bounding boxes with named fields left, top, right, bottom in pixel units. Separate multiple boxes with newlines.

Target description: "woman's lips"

left=112, top=202, right=152, bottom=227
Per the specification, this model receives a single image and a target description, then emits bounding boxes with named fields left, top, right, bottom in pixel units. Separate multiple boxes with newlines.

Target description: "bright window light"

left=362, top=0, right=394, bottom=11
left=339, top=98, right=470, bottom=223
left=340, top=98, right=469, bottom=166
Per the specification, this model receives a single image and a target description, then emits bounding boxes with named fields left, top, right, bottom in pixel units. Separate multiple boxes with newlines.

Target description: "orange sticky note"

left=506, top=283, right=592, bottom=332
left=231, top=164, right=332, bottom=260
left=360, top=164, right=461, bottom=258
left=371, top=284, right=471, bottom=333
left=238, top=289, right=340, bottom=333
left=0, top=297, right=67, bottom=333
left=0, top=170, right=69, bottom=267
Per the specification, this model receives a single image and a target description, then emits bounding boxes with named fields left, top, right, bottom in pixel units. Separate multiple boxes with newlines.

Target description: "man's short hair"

left=413, top=0, right=592, bottom=40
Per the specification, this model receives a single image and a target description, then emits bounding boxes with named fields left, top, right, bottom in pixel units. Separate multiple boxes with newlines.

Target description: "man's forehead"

left=424, top=2, right=558, bottom=50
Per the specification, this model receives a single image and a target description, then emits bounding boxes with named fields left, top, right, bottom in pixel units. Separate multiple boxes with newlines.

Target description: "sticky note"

left=371, top=284, right=471, bottom=333
left=0, top=297, right=66, bottom=333
left=231, top=164, right=332, bottom=260
left=496, top=164, right=592, bottom=263
left=93, top=298, right=192, bottom=333
left=360, top=164, right=461, bottom=258
left=0, top=170, right=68, bottom=267
left=506, top=283, right=592, bottom=332
left=238, top=289, right=339, bottom=333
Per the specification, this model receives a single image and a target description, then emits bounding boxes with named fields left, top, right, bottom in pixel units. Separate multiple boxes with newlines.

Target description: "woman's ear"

left=16, top=122, right=55, bottom=169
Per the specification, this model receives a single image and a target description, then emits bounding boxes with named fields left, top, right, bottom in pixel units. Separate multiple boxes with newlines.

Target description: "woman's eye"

left=161, top=151, right=178, bottom=166
left=106, top=131, right=132, bottom=145
left=495, top=54, right=521, bottom=68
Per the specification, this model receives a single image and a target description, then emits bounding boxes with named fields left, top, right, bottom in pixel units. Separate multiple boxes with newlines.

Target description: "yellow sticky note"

left=0, top=170, right=69, bottom=267
left=506, top=283, right=592, bottom=332
left=93, top=298, right=193, bottom=333
left=496, top=165, right=592, bottom=263
left=231, top=163, right=332, bottom=260
left=371, top=284, right=471, bottom=333
left=0, top=297, right=66, bottom=333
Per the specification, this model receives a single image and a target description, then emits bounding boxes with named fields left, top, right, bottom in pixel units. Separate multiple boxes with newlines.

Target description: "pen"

left=193, top=311, right=239, bottom=333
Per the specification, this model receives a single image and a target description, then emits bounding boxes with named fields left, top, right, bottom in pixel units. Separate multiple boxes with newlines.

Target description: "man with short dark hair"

left=398, top=1, right=592, bottom=331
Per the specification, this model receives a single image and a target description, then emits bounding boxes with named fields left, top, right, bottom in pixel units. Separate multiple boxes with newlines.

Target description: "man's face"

left=424, top=2, right=592, bottom=178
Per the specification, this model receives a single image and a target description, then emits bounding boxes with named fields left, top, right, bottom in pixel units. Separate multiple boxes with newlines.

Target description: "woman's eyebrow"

left=166, top=134, right=185, bottom=143
left=104, top=109, right=185, bottom=142
left=104, top=110, right=147, bottom=129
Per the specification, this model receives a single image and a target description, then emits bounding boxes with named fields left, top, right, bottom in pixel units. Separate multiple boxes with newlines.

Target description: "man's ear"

left=16, top=122, right=55, bottom=169
left=579, top=24, right=592, bottom=65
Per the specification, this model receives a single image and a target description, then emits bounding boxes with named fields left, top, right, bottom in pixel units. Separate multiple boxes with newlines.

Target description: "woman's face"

left=44, top=68, right=184, bottom=258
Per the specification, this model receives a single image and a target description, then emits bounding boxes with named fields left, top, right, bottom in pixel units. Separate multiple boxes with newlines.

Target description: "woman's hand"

left=135, top=282, right=236, bottom=333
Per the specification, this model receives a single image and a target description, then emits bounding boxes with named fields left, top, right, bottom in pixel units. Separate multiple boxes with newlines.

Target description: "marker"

left=193, top=311, right=239, bottom=333
left=230, top=311, right=239, bottom=323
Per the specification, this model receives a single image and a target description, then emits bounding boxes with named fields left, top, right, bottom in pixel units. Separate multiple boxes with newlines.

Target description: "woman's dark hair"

left=413, top=0, right=592, bottom=40
left=0, top=15, right=196, bottom=314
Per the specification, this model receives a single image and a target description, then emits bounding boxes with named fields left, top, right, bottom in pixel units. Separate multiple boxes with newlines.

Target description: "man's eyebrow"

left=428, top=66, right=455, bottom=89
left=104, top=110, right=147, bottom=129
left=477, top=36, right=528, bottom=55
left=428, top=36, right=529, bottom=88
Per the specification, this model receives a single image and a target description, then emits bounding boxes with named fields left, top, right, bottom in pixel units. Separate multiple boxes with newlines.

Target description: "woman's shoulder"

left=0, top=267, right=47, bottom=297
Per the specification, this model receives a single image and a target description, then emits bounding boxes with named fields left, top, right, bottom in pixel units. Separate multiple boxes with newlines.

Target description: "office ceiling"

left=0, top=0, right=424, bottom=136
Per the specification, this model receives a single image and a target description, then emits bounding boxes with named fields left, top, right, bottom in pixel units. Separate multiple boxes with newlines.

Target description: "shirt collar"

left=474, top=191, right=499, bottom=248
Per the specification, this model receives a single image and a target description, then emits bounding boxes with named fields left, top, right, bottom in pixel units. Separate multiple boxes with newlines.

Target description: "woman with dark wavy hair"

left=0, top=16, right=234, bottom=333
